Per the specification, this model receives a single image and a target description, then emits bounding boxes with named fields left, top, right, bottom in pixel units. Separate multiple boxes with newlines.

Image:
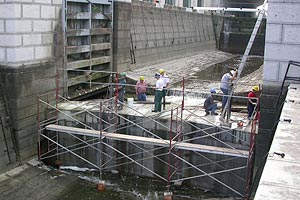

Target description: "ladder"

left=221, top=1, right=267, bottom=121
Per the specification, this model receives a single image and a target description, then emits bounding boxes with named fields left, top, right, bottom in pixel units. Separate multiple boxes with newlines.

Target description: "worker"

left=247, top=85, right=260, bottom=119
left=117, top=72, right=126, bottom=110
left=152, top=73, right=164, bottom=112
left=220, top=69, right=237, bottom=112
left=204, top=88, right=218, bottom=116
left=136, top=76, right=147, bottom=101
left=159, top=68, right=170, bottom=110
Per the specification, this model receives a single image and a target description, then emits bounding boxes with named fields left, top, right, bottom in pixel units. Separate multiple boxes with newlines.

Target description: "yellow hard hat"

left=159, top=69, right=165, bottom=74
left=252, top=85, right=259, bottom=92
left=140, top=76, right=145, bottom=81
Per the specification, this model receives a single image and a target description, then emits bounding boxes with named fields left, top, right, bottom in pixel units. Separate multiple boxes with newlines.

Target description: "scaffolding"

left=35, top=0, right=264, bottom=197
left=37, top=73, right=258, bottom=198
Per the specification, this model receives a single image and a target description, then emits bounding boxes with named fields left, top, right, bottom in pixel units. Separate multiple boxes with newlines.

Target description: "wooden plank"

left=67, top=12, right=108, bottom=20
left=67, top=28, right=112, bottom=37
left=67, top=71, right=109, bottom=87
left=66, top=43, right=111, bottom=54
left=92, top=43, right=111, bottom=51
left=67, top=56, right=110, bottom=69
left=46, top=124, right=249, bottom=158
left=91, top=28, right=111, bottom=35
left=91, top=56, right=111, bottom=65
left=67, top=12, right=89, bottom=19
left=67, top=45, right=90, bottom=54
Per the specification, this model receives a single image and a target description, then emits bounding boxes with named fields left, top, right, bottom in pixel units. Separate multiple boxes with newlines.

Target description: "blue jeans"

left=137, top=93, right=146, bottom=101
left=247, top=103, right=255, bottom=118
left=119, top=89, right=125, bottom=103
left=221, top=88, right=229, bottom=110
left=206, top=103, right=217, bottom=113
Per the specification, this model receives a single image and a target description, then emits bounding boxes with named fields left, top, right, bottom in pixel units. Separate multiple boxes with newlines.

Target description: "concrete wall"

left=0, top=0, right=63, bottom=164
left=113, top=0, right=216, bottom=72
left=0, top=88, right=17, bottom=171
left=255, top=0, right=300, bottom=191
left=0, top=0, right=61, bottom=65
left=112, top=0, right=132, bottom=72
left=264, top=1, right=300, bottom=85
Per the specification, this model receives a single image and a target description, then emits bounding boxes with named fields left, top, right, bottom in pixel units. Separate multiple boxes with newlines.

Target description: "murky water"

left=193, top=56, right=263, bottom=81
left=58, top=169, right=233, bottom=200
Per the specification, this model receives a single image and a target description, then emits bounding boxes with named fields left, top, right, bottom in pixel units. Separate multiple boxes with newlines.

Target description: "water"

left=191, top=56, right=263, bottom=82
left=57, top=169, right=233, bottom=200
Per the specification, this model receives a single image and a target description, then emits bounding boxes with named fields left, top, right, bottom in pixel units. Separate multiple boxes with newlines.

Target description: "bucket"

left=97, top=180, right=105, bottom=192
left=127, top=98, right=134, bottom=107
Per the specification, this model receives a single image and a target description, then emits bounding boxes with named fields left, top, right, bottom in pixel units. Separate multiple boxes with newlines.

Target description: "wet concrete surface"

left=127, top=50, right=235, bottom=87
left=0, top=161, right=77, bottom=200
left=58, top=95, right=254, bottom=133
left=127, top=50, right=263, bottom=95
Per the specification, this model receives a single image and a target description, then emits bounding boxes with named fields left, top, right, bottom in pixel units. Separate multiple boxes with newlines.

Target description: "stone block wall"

left=264, top=0, right=300, bottom=84
left=0, top=88, right=17, bottom=171
left=113, top=0, right=216, bottom=72
left=0, top=0, right=63, bottom=164
left=255, top=0, right=300, bottom=189
left=1, top=63, right=58, bottom=160
left=0, top=0, right=61, bottom=65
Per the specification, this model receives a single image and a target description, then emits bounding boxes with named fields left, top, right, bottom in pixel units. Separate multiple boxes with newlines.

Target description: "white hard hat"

left=230, top=70, right=236, bottom=76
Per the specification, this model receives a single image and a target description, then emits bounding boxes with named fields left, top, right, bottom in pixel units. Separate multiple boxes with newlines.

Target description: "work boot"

left=205, top=111, right=209, bottom=116
left=212, top=112, right=218, bottom=115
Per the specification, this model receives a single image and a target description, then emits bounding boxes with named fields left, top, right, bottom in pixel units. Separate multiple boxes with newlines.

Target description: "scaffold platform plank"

left=46, top=124, right=248, bottom=158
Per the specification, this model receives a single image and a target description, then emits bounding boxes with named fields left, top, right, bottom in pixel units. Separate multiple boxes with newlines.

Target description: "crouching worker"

left=204, top=88, right=218, bottom=116
left=152, top=73, right=164, bottom=112
left=136, top=76, right=147, bottom=101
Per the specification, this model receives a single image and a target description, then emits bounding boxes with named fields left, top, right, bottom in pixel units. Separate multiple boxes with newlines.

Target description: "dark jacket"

left=204, top=95, right=214, bottom=109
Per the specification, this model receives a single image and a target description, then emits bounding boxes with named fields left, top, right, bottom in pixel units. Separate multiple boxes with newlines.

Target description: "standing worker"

left=247, top=85, right=260, bottom=119
left=117, top=72, right=126, bottom=110
left=159, top=69, right=170, bottom=110
left=204, top=88, right=218, bottom=116
left=220, top=69, right=237, bottom=114
left=152, top=73, right=164, bottom=112
left=136, top=76, right=147, bottom=101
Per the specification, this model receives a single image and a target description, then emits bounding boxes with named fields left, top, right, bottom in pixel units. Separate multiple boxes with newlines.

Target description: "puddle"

left=172, top=56, right=263, bottom=93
